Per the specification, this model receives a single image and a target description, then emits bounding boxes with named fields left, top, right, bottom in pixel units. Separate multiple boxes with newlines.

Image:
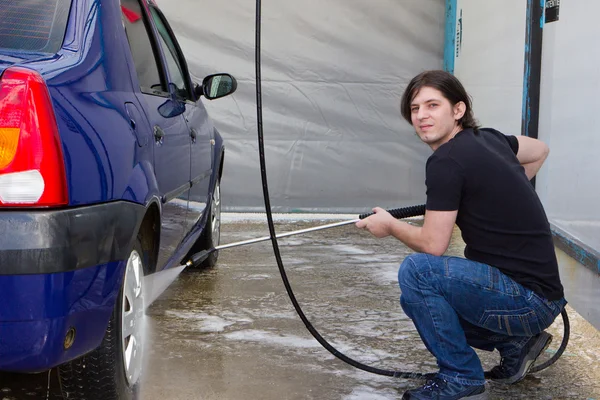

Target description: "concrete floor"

left=2, top=215, right=600, bottom=399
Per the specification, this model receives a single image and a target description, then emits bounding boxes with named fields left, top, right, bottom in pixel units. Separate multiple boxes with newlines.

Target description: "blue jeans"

left=398, top=253, right=567, bottom=386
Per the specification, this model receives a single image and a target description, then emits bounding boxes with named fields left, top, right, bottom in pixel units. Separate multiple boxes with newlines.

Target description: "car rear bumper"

left=0, top=261, right=126, bottom=372
left=0, top=201, right=145, bottom=275
left=0, top=201, right=145, bottom=372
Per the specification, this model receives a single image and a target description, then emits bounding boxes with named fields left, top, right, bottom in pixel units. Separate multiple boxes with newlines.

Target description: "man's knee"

left=400, top=295, right=414, bottom=319
left=398, top=253, right=430, bottom=289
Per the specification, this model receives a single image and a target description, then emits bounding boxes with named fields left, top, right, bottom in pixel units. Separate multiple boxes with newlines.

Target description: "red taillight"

left=0, top=67, right=68, bottom=207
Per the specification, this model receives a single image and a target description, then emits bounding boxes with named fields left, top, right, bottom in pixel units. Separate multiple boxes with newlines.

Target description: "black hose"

left=253, top=0, right=568, bottom=379
left=530, top=308, right=569, bottom=373
left=359, top=204, right=426, bottom=221
left=254, top=0, right=426, bottom=379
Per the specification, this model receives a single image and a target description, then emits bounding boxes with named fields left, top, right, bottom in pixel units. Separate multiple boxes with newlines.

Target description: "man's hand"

left=356, top=207, right=457, bottom=256
left=355, top=207, right=395, bottom=238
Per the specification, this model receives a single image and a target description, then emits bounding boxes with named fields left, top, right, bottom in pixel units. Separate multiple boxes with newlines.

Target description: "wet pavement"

left=2, top=215, right=600, bottom=399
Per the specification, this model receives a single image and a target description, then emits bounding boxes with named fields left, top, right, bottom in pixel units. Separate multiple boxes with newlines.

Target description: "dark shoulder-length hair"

left=400, top=70, right=479, bottom=130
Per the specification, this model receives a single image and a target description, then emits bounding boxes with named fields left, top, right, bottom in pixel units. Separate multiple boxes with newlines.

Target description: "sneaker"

left=402, top=377, right=488, bottom=399
left=486, top=331, right=552, bottom=384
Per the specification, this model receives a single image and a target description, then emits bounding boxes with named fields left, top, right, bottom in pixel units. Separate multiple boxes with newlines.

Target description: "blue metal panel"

left=0, top=261, right=125, bottom=372
left=521, top=0, right=544, bottom=141
left=552, top=225, right=600, bottom=276
left=443, top=0, right=458, bottom=74
left=554, top=245, right=600, bottom=330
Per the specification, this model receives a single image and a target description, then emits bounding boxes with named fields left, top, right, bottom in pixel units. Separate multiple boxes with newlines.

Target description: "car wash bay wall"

left=448, top=0, right=600, bottom=259
left=155, top=0, right=446, bottom=213
left=447, top=0, right=600, bottom=328
left=536, top=2, right=600, bottom=256
left=446, top=0, right=527, bottom=136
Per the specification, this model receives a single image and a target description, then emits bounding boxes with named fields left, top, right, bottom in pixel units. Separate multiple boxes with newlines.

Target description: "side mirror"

left=195, top=73, right=237, bottom=100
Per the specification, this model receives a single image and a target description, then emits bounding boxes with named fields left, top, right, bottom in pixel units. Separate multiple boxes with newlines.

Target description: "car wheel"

left=59, top=238, right=145, bottom=400
left=199, top=178, right=221, bottom=268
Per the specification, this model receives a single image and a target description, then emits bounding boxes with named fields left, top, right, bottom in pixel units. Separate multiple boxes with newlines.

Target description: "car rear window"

left=0, top=0, right=72, bottom=53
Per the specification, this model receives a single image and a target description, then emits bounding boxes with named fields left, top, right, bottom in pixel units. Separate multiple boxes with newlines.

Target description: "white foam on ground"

left=322, top=343, right=398, bottom=364
left=239, top=308, right=298, bottom=320
left=241, top=274, right=272, bottom=280
left=370, top=263, right=401, bottom=285
left=164, top=311, right=245, bottom=332
left=278, top=238, right=309, bottom=246
left=223, top=329, right=321, bottom=348
left=330, top=244, right=373, bottom=255
left=197, top=316, right=236, bottom=332
left=344, top=320, right=393, bottom=338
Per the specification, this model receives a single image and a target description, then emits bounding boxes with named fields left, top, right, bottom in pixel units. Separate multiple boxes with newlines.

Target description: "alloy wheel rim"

left=211, top=181, right=221, bottom=246
left=121, top=249, right=145, bottom=386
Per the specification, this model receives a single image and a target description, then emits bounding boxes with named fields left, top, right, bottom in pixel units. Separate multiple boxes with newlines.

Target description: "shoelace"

left=423, top=378, right=447, bottom=391
left=489, top=358, right=508, bottom=375
left=498, top=354, right=518, bottom=371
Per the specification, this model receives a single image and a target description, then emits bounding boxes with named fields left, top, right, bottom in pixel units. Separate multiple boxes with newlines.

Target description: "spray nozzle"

left=185, top=249, right=214, bottom=268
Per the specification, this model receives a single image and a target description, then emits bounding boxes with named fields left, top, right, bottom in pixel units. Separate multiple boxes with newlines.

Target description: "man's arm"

left=355, top=207, right=457, bottom=256
left=515, top=136, right=549, bottom=180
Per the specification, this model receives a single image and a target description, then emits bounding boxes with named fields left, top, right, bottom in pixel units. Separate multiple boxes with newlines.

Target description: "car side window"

left=120, top=0, right=167, bottom=96
left=148, top=6, right=192, bottom=102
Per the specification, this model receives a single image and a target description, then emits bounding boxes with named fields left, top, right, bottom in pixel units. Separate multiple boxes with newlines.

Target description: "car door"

left=147, top=4, right=214, bottom=234
left=120, top=0, right=191, bottom=270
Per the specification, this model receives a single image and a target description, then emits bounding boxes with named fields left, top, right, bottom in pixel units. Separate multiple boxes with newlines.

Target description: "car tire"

left=198, top=178, right=221, bottom=268
left=59, top=238, right=146, bottom=400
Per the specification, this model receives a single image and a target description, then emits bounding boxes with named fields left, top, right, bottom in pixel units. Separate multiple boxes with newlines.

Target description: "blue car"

left=0, top=0, right=235, bottom=398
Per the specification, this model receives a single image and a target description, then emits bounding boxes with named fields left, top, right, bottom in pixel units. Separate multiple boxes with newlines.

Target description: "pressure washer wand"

left=185, top=204, right=426, bottom=267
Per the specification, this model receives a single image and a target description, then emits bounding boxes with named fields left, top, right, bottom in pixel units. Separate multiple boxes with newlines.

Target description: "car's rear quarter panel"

left=38, top=0, right=158, bottom=206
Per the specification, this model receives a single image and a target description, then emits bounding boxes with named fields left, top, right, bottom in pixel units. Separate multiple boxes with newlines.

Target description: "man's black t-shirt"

left=425, top=128, right=564, bottom=301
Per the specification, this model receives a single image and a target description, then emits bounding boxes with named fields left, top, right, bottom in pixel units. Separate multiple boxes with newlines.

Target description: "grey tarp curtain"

left=156, top=0, right=445, bottom=212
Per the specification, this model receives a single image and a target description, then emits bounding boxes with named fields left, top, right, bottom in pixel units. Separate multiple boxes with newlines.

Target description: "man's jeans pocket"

left=530, top=292, right=567, bottom=330
left=479, top=307, right=539, bottom=336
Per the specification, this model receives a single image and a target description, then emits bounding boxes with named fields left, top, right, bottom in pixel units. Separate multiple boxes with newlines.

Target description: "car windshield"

left=0, top=0, right=72, bottom=53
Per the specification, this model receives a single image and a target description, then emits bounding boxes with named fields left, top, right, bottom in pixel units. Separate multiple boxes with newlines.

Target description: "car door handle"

left=154, top=126, right=165, bottom=143
left=190, top=129, right=197, bottom=143
left=124, top=102, right=147, bottom=147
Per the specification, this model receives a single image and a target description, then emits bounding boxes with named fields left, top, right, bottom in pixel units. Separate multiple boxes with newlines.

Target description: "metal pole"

left=215, top=218, right=360, bottom=251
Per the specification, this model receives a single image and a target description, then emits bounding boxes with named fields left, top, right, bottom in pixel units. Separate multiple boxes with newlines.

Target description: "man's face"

left=410, top=86, right=464, bottom=150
